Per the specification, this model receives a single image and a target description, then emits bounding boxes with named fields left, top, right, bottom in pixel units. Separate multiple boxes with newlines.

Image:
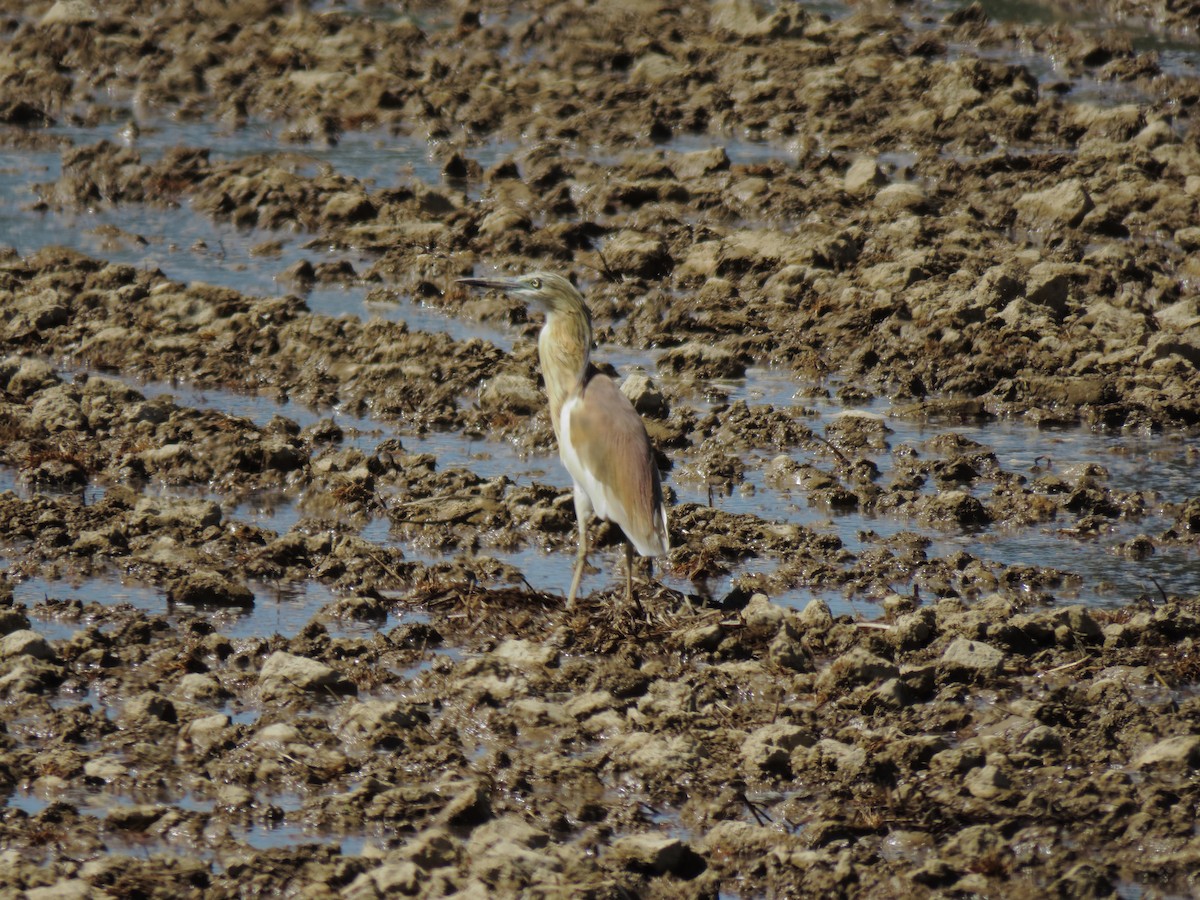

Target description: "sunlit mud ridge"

left=1, top=0, right=1200, bottom=896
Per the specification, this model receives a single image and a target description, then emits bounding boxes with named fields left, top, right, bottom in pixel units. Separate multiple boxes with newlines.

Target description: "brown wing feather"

left=566, top=370, right=668, bottom=556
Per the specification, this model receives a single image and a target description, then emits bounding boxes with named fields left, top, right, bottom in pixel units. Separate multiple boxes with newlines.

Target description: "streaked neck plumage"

left=537, top=296, right=592, bottom=441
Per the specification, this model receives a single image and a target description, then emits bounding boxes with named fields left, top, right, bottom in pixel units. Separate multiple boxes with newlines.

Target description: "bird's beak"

left=458, top=276, right=524, bottom=293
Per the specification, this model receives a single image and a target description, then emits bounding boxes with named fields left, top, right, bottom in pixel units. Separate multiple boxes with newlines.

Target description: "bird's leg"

left=566, top=486, right=592, bottom=608
left=625, top=540, right=647, bottom=620
left=567, top=530, right=588, bottom=609
left=624, top=541, right=634, bottom=608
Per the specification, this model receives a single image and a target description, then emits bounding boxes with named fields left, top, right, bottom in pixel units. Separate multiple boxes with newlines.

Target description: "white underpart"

left=558, top=395, right=622, bottom=525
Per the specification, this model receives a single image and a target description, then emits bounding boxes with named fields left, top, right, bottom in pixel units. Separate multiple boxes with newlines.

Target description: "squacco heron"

left=459, top=272, right=669, bottom=607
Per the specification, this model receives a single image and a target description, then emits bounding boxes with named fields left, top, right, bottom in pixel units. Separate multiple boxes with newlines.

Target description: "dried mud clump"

left=1, top=0, right=1200, bottom=896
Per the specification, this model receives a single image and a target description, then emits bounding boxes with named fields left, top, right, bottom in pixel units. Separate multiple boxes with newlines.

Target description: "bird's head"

left=457, top=272, right=587, bottom=318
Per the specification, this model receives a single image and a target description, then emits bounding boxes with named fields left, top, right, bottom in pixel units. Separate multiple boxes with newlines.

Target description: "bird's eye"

left=529, top=278, right=541, bottom=289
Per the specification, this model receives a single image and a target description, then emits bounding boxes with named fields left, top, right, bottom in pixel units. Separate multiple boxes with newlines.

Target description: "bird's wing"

left=560, top=371, right=668, bottom=557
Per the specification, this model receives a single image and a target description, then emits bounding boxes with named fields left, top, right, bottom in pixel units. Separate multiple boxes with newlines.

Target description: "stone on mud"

left=610, top=833, right=705, bottom=878
left=480, top=373, right=542, bottom=416
left=342, top=861, right=421, bottom=899
left=489, top=638, right=559, bottom=670
left=0, top=629, right=53, bottom=661
left=259, top=650, right=356, bottom=698
left=963, top=763, right=1012, bottom=799
left=0, top=609, right=30, bottom=635
left=940, top=637, right=1005, bottom=676
left=741, top=722, right=817, bottom=774
left=620, top=373, right=668, bottom=418
left=1015, top=179, right=1094, bottom=230
left=844, top=157, right=885, bottom=194
left=816, top=646, right=899, bottom=693
left=671, top=147, right=729, bottom=179
left=177, top=713, right=232, bottom=755
left=3, top=357, right=57, bottom=397
left=1134, top=735, right=1200, bottom=770
left=167, top=571, right=254, bottom=608
left=120, top=691, right=177, bottom=724
left=338, top=699, right=426, bottom=749
left=602, top=230, right=673, bottom=278
left=657, top=342, right=746, bottom=379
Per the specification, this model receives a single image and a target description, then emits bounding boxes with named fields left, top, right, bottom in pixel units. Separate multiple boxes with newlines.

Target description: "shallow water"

left=2, top=27, right=1198, bottom=631
left=7, top=785, right=366, bottom=859
left=125, top=352, right=1195, bottom=614
left=0, top=116, right=520, bottom=349
left=15, top=572, right=413, bottom=642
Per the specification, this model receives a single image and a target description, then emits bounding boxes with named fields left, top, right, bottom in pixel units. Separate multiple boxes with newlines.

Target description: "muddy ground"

left=1, top=0, right=1200, bottom=896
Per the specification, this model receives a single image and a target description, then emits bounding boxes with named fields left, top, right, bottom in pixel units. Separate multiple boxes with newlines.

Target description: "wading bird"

left=458, top=272, right=669, bottom=608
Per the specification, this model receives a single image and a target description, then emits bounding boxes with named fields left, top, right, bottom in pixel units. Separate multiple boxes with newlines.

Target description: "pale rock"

left=489, top=638, right=559, bottom=670
left=342, top=861, right=422, bottom=899
left=602, top=229, right=673, bottom=278
left=480, top=373, right=542, bottom=416
left=964, top=763, right=1011, bottom=799
left=1015, top=179, right=1094, bottom=230
left=941, top=637, right=1005, bottom=674
left=25, top=881, right=110, bottom=900
left=874, top=182, right=927, bottom=213
left=671, top=147, right=730, bottom=179
left=1134, top=735, right=1200, bottom=770
left=0, top=629, right=53, bottom=660
left=620, top=373, right=668, bottom=418
left=39, top=0, right=98, bottom=25
left=844, top=157, right=885, bottom=194
left=629, top=53, right=686, bottom=86
left=177, top=713, right=231, bottom=754
left=173, top=672, right=226, bottom=701
left=610, top=832, right=703, bottom=876
left=741, top=722, right=816, bottom=773
left=259, top=650, right=356, bottom=698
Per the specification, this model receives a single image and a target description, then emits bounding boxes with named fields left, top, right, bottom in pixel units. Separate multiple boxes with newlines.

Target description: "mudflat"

left=1, top=0, right=1199, bottom=896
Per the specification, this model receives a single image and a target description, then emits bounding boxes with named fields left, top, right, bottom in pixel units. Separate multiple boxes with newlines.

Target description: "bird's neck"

left=538, top=307, right=592, bottom=438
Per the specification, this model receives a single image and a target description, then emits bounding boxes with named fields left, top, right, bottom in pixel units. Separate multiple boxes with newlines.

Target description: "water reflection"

left=12, top=572, right=412, bottom=641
